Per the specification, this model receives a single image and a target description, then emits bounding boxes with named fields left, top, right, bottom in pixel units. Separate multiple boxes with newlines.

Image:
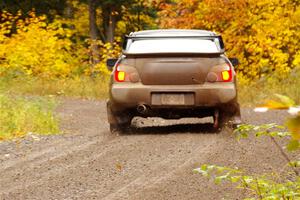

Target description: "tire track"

left=0, top=99, right=290, bottom=200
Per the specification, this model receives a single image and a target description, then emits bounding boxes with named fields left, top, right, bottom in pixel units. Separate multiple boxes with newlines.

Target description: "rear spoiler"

left=124, top=52, right=224, bottom=58
left=122, top=35, right=225, bottom=54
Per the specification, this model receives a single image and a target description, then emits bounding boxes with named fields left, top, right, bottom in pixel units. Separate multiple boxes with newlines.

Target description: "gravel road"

left=0, top=99, right=291, bottom=200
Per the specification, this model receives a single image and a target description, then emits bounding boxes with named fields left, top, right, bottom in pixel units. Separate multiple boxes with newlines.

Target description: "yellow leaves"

left=159, top=0, right=300, bottom=80
left=293, top=52, right=300, bottom=67
left=158, top=0, right=200, bottom=29
left=262, top=94, right=296, bottom=110
left=58, top=0, right=90, bottom=38
left=94, top=63, right=110, bottom=75
left=83, top=38, right=121, bottom=76
left=0, top=11, right=86, bottom=78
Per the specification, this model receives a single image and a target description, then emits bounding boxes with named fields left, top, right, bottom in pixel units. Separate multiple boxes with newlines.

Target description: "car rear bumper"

left=110, top=82, right=237, bottom=109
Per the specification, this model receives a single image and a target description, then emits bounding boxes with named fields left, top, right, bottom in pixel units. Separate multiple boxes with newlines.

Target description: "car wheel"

left=213, top=109, right=233, bottom=131
left=109, top=123, right=131, bottom=135
left=107, top=101, right=133, bottom=135
left=219, top=113, right=231, bottom=128
left=219, top=112, right=242, bottom=130
left=218, top=100, right=242, bottom=130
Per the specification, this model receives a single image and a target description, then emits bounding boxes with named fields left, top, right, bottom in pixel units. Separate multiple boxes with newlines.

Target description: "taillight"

left=207, top=63, right=233, bottom=83
left=221, top=69, right=232, bottom=82
left=220, top=63, right=233, bottom=82
left=114, top=63, right=140, bottom=83
left=115, top=70, right=126, bottom=82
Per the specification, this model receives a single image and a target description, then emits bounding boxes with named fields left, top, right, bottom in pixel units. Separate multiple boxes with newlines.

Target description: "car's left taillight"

left=113, top=62, right=126, bottom=82
left=114, top=63, right=140, bottom=83
left=115, top=70, right=126, bottom=82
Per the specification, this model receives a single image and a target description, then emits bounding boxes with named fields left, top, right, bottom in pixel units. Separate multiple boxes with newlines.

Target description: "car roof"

left=129, top=29, right=217, bottom=37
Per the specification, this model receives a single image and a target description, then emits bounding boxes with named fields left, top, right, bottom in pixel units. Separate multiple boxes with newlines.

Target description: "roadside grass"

left=0, top=72, right=299, bottom=141
left=0, top=76, right=109, bottom=99
left=0, top=93, right=60, bottom=140
left=238, top=72, right=300, bottom=106
left=1, top=72, right=299, bottom=107
left=0, top=75, right=108, bottom=140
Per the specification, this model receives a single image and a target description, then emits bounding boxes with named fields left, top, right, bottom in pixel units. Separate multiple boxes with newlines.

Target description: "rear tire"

left=109, top=123, right=131, bottom=135
left=218, top=100, right=242, bottom=130
left=219, top=112, right=231, bottom=128
left=107, top=101, right=133, bottom=135
left=219, top=111, right=242, bottom=130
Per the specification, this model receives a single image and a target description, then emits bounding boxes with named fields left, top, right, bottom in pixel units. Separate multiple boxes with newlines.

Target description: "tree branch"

left=270, top=136, right=299, bottom=176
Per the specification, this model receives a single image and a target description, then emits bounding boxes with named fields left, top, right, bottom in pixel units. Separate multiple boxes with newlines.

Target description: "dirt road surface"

left=0, top=99, right=291, bottom=200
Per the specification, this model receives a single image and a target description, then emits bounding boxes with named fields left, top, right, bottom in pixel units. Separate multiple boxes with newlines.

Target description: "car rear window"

left=126, top=39, right=222, bottom=54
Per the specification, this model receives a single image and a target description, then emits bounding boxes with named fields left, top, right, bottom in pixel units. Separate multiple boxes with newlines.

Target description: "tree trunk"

left=64, top=1, right=74, bottom=19
left=102, top=6, right=117, bottom=44
left=106, top=13, right=117, bottom=44
left=88, top=0, right=99, bottom=40
left=88, top=0, right=100, bottom=67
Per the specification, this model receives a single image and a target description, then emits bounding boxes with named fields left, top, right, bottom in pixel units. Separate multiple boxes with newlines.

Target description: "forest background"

left=0, top=0, right=300, bottom=103
left=1, top=1, right=300, bottom=197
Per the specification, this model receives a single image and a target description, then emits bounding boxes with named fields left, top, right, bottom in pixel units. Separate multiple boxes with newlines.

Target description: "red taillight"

left=115, top=70, right=126, bottom=82
left=114, top=63, right=140, bottom=83
left=208, top=63, right=233, bottom=83
left=221, top=66, right=232, bottom=82
left=222, top=70, right=231, bottom=81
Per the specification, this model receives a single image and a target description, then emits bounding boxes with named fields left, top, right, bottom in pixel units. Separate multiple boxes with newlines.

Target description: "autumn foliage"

left=0, top=11, right=77, bottom=77
left=0, top=9, right=119, bottom=78
left=159, top=0, right=300, bottom=80
left=0, top=0, right=300, bottom=82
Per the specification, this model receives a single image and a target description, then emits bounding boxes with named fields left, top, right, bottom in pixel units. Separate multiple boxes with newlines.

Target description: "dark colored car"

left=106, top=29, right=241, bottom=134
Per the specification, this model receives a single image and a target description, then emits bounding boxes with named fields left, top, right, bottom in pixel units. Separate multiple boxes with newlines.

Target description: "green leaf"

left=285, top=116, right=300, bottom=140
left=286, top=140, right=300, bottom=151
left=230, top=176, right=241, bottom=183
left=289, top=160, right=300, bottom=167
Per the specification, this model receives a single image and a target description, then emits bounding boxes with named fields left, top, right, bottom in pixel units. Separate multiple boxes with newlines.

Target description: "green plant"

left=194, top=95, right=300, bottom=199
left=0, top=76, right=109, bottom=99
left=194, top=164, right=300, bottom=199
left=0, top=93, right=60, bottom=140
left=238, top=71, right=300, bottom=107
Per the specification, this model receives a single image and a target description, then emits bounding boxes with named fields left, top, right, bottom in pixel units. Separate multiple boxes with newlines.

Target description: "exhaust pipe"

left=137, top=104, right=148, bottom=114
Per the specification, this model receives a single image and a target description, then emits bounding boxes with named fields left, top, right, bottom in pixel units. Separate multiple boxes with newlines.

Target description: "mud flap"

left=228, top=102, right=242, bottom=126
left=106, top=101, right=133, bottom=125
left=106, top=101, right=118, bottom=125
left=219, top=101, right=242, bottom=128
left=213, top=109, right=219, bottom=129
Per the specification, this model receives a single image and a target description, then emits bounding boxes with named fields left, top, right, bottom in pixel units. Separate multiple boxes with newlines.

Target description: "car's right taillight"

left=221, top=68, right=232, bottom=82
left=207, top=63, right=233, bottom=83
left=218, top=63, right=233, bottom=82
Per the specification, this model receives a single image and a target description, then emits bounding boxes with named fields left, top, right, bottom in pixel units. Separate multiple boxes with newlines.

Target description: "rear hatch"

left=135, top=56, right=224, bottom=85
